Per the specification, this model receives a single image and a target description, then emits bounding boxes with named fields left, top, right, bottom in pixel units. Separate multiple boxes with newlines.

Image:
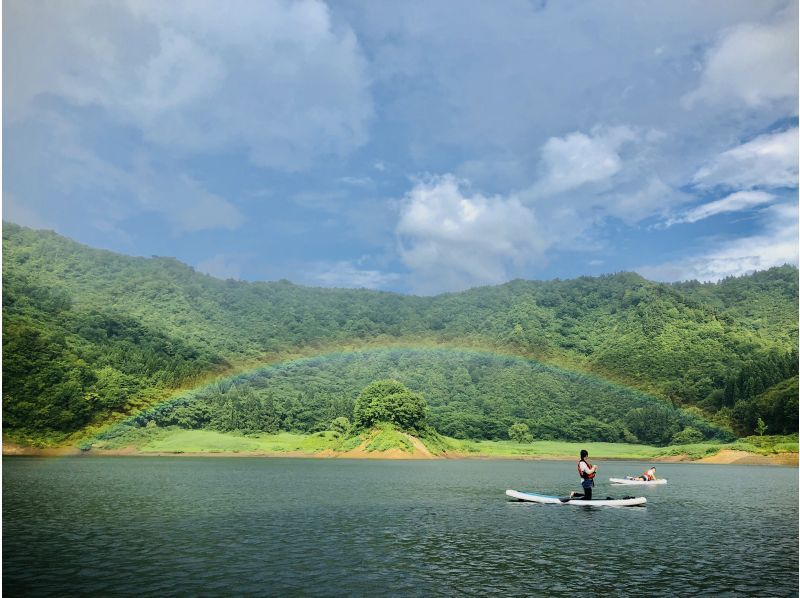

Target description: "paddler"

left=633, top=466, right=657, bottom=481
left=570, top=449, right=597, bottom=500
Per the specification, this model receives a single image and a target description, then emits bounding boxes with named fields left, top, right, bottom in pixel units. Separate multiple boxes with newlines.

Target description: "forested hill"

left=3, top=222, right=797, bottom=442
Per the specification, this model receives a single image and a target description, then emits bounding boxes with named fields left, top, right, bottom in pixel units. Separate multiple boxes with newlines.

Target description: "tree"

left=756, top=417, right=768, bottom=437
left=353, top=380, right=427, bottom=432
left=508, top=422, right=532, bottom=443
left=625, top=404, right=681, bottom=446
left=671, top=426, right=704, bottom=445
left=330, top=416, right=350, bottom=435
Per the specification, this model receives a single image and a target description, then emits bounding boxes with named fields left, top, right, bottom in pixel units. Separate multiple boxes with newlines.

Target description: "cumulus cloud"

left=392, top=125, right=691, bottom=292
left=396, top=175, right=543, bottom=294
left=392, top=101, right=795, bottom=291
left=6, top=0, right=373, bottom=170
left=682, top=17, right=798, bottom=109
left=525, top=126, right=692, bottom=225
left=692, top=128, right=799, bottom=189
left=532, top=126, right=637, bottom=196
left=665, top=190, right=778, bottom=227
left=638, top=202, right=798, bottom=282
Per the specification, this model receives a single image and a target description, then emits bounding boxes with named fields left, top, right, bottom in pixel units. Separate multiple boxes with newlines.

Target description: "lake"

left=3, top=457, right=798, bottom=596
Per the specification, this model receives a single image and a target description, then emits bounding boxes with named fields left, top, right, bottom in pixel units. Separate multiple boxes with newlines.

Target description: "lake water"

left=3, top=457, right=798, bottom=596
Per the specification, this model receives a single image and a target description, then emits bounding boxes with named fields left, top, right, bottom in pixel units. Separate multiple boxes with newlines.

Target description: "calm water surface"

left=3, top=457, right=798, bottom=596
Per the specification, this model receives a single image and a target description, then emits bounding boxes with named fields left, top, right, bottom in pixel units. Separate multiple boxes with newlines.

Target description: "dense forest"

left=100, top=349, right=730, bottom=446
left=3, top=223, right=797, bottom=443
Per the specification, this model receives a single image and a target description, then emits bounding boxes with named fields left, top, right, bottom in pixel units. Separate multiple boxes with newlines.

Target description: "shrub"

left=330, top=416, right=350, bottom=435
left=508, top=422, right=532, bottom=443
left=671, top=426, right=704, bottom=445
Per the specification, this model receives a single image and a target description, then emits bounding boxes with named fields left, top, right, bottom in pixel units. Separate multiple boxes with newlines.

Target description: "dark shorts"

left=579, top=479, right=593, bottom=500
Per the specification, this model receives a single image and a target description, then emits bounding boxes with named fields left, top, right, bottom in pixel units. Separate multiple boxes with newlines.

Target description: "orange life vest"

left=578, top=459, right=596, bottom=480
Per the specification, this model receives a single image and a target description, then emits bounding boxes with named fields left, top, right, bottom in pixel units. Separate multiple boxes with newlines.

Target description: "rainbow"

left=84, top=340, right=662, bottom=445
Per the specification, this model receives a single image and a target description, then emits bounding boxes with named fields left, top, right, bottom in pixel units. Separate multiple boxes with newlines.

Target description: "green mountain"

left=3, top=223, right=797, bottom=444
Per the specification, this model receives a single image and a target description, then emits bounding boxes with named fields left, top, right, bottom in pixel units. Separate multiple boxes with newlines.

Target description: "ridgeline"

left=3, top=222, right=797, bottom=447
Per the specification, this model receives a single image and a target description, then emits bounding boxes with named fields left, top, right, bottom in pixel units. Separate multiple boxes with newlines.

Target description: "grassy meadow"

left=85, top=425, right=798, bottom=461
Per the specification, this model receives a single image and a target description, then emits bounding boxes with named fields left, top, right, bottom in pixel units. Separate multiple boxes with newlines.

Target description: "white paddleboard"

left=609, top=477, right=667, bottom=485
left=506, top=489, right=646, bottom=507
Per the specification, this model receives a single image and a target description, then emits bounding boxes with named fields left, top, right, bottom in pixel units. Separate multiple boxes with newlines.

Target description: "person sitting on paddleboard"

left=633, top=466, right=657, bottom=481
left=570, top=449, right=597, bottom=500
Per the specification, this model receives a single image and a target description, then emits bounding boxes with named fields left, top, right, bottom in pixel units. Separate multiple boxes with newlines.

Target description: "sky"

left=3, top=0, right=799, bottom=295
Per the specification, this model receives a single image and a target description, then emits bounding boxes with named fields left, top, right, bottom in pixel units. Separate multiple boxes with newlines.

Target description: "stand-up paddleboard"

left=609, top=477, right=667, bottom=485
left=506, top=489, right=646, bottom=507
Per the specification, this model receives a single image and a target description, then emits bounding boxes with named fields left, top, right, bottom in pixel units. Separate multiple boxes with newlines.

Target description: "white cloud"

left=682, top=17, right=798, bottom=109
left=520, top=125, right=690, bottom=230
left=392, top=125, right=691, bottom=292
left=312, top=261, right=400, bottom=290
left=532, top=126, right=637, bottom=196
left=665, top=190, right=778, bottom=226
left=396, top=175, right=543, bottom=294
left=196, top=254, right=242, bottom=280
left=526, top=126, right=692, bottom=225
left=7, top=1, right=798, bottom=292
left=692, top=128, right=799, bottom=189
left=347, top=1, right=789, bottom=185
left=6, top=0, right=373, bottom=170
left=638, top=202, right=799, bottom=281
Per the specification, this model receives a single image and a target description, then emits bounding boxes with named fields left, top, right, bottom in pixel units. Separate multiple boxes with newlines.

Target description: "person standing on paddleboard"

left=571, top=449, right=597, bottom=500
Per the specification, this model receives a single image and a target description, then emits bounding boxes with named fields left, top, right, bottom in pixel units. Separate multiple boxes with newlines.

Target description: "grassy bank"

left=88, top=428, right=354, bottom=454
left=78, top=426, right=798, bottom=462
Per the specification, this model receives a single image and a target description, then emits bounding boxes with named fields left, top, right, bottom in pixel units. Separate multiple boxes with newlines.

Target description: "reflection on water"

left=3, top=458, right=798, bottom=596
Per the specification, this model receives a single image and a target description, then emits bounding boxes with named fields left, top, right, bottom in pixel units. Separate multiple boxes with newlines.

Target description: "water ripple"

left=4, top=458, right=798, bottom=596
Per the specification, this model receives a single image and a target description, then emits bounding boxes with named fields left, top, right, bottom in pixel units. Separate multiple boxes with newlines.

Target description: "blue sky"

left=4, top=0, right=798, bottom=294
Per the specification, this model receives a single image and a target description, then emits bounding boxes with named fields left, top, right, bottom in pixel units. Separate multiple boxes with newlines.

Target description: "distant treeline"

left=3, top=223, right=798, bottom=440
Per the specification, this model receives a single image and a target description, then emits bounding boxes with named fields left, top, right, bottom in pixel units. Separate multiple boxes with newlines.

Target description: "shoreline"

left=3, top=443, right=797, bottom=466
